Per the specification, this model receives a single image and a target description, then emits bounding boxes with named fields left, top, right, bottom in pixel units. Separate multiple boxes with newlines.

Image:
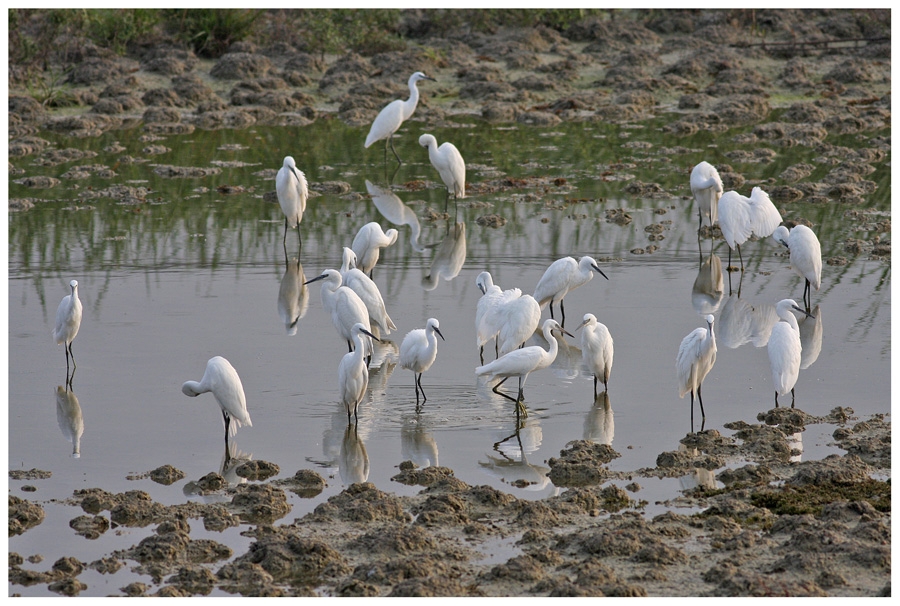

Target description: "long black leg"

left=418, top=373, right=427, bottom=402
left=223, top=411, right=231, bottom=452
left=690, top=390, right=695, bottom=429
left=479, top=346, right=484, bottom=365
left=791, top=388, right=795, bottom=409
left=560, top=298, right=566, bottom=328
left=775, top=391, right=780, bottom=408
left=593, top=375, right=598, bottom=399
left=68, top=341, right=76, bottom=370
left=549, top=302, right=555, bottom=321
left=697, top=382, right=706, bottom=421
left=283, top=218, right=288, bottom=245
left=737, top=244, right=744, bottom=272
left=389, top=135, right=401, bottom=164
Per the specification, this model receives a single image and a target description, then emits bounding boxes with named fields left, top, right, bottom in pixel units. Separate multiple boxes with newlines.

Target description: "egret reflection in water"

left=277, top=256, right=309, bottom=336
left=340, top=425, right=370, bottom=485
left=799, top=304, right=823, bottom=370
left=716, top=293, right=779, bottom=350
left=401, top=414, right=439, bottom=468
left=691, top=251, right=724, bottom=316
left=422, top=222, right=466, bottom=291
left=677, top=446, right=717, bottom=491
left=56, top=385, right=84, bottom=458
left=584, top=391, right=614, bottom=447
left=479, top=417, right=551, bottom=492
left=365, top=180, right=428, bottom=253
left=788, top=431, right=803, bottom=463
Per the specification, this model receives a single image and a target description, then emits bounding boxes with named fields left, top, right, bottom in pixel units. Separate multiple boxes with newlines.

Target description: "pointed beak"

left=303, top=273, right=327, bottom=285
left=360, top=328, right=381, bottom=342
left=478, top=283, right=486, bottom=295
left=792, top=304, right=815, bottom=319
left=434, top=327, right=445, bottom=341
left=592, top=264, right=609, bottom=280
left=576, top=318, right=590, bottom=332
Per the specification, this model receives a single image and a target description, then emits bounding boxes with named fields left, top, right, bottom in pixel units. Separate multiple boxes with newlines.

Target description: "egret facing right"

left=399, top=318, right=444, bottom=403
left=275, top=156, right=308, bottom=247
left=772, top=224, right=822, bottom=312
left=676, top=314, right=717, bottom=428
left=351, top=222, right=399, bottom=277
left=534, top=256, right=608, bottom=327
left=579, top=313, right=614, bottom=397
left=182, top=356, right=252, bottom=450
left=365, top=71, right=436, bottom=164
left=419, top=133, right=466, bottom=205
left=54, top=279, right=83, bottom=374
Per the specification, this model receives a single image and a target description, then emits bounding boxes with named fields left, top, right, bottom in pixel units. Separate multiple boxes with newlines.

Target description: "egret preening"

left=54, top=279, right=83, bottom=375
left=399, top=317, right=444, bottom=403
left=419, top=133, right=466, bottom=207
left=534, top=256, right=608, bottom=327
left=339, top=323, right=382, bottom=424
left=304, top=269, right=373, bottom=354
left=364, top=71, right=436, bottom=164
left=690, top=161, right=723, bottom=229
left=768, top=299, right=815, bottom=408
left=773, top=224, right=822, bottom=312
left=340, top=247, right=396, bottom=336
left=676, top=314, right=717, bottom=429
left=475, top=271, right=506, bottom=363
left=275, top=156, right=308, bottom=248
left=717, top=187, right=783, bottom=272
left=351, top=221, right=399, bottom=277
left=578, top=313, right=614, bottom=397
left=476, top=319, right=574, bottom=416
left=496, top=292, right=541, bottom=357
left=182, top=356, right=252, bottom=452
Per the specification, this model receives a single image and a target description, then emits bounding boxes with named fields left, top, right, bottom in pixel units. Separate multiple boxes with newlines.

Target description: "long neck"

left=782, top=314, right=800, bottom=333
left=403, top=81, right=420, bottom=120
left=543, top=327, right=559, bottom=361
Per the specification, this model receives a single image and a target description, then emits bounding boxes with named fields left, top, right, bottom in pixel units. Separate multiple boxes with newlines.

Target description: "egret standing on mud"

left=419, top=133, right=466, bottom=205
left=676, top=314, right=717, bottom=428
left=690, top=161, right=723, bottom=229
left=365, top=71, right=436, bottom=164
left=54, top=279, right=83, bottom=374
left=534, top=256, right=608, bottom=327
left=717, top=187, right=782, bottom=271
left=182, top=356, right=252, bottom=451
left=773, top=224, right=822, bottom=312
left=768, top=299, right=814, bottom=407
left=275, top=156, right=308, bottom=247
left=399, top=318, right=444, bottom=403
left=339, top=323, right=382, bottom=424
left=351, top=222, right=399, bottom=277
left=578, top=313, right=614, bottom=397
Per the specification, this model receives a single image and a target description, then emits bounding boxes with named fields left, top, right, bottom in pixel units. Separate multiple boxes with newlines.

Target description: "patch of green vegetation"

left=298, top=9, right=405, bottom=59
left=750, top=479, right=891, bottom=516
left=162, top=9, right=261, bottom=58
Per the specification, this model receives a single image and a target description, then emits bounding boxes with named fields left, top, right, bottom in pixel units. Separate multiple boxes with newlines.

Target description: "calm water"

left=7, top=115, right=891, bottom=595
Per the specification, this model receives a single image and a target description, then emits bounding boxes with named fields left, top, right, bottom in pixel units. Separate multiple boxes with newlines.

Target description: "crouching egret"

left=534, top=256, right=608, bottom=327
left=419, top=133, right=466, bottom=205
left=399, top=318, right=444, bottom=403
left=768, top=299, right=815, bottom=408
left=476, top=319, right=573, bottom=416
left=676, top=315, right=717, bottom=429
left=275, top=156, right=308, bottom=247
left=340, top=247, right=396, bottom=335
left=717, top=187, right=782, bottom=272
left=690, top=161, right=723, bottom=229
left=54, top=279, right=83, bottom=374
left=182, top=356, right=252, bottom=450
left=339, top=323, right=382, bottom=424
left=364, top=71, right=436, bottom=164
left=351, top=222, right=399, bottom=277
left=578, top=313, right=614, bottom=397
left=772, top=224, right=822, bottom=312
left=304, top=269, right=373, bottom=354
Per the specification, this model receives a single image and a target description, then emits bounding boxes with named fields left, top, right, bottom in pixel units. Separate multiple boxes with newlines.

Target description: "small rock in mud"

left=605, top=208, right=633, bottom=225
left=196, top=472, right=228, bottom=492
left=149, top=464, right=186, bottom=485
left=475, top=214, right=507, bottom=228
left=392, top=464, right=457, bottom=487
left=9, top=469, right=52, bottom=481
left=235, top=460, right=280, bottom=481
left=152, top=165, right=222, bottom=178
left=69, top=514, right=110, bottom=539
left=9, top=495, right=45, bottom=536
left=276, top=469, right=326, bottom=498
left=231, top=484, right=291, bottom=525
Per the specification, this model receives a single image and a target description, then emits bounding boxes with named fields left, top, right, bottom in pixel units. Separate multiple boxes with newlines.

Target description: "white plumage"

left=277, top=257, right=309, bottom=336
left=579, top=313, right=614, bottom=396
left=533, top=256, right=608, bottom=327
left=275, top=156, right=308, bottom=243
left=339, top=323, right=380, bottom=423
left=351, top=222, right=399, bottom=276
left=773, top=224, right=822, bottom=310
left=364, top=71, right=436, bottom=162
left=182, top=356, right=252, bottom=447
left=768, top=298, right=811, bottom=407
left=54, top=279, right=83, bottom=373
left=419, top=133, right=466, bottom=200
left=717, top=187, right=782, bottom=270
left=399, top=317, right=444, bottom=402
left=690, top=161, right=723, bottom=228
left=475, top=271, right=506, bottom=361
left=304, top=269, right=372, bottom=353
left=340, top=247, right=396, bottom=335
left=676, top=314, right=717, bottom=425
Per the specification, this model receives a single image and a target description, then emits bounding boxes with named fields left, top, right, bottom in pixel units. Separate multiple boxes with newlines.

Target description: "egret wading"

left=182, top=356, right=252, bottom=452
left=275, top=156, right=308, bottom=248
left=690, top=161, right=723, bottom=230
left=419, top=133, right=466, bottom=209
left=534, top=256, right=608, bottom=327
left=476, top=318, right=574, bottom=416
left=339, top=323, right=382, bottom=424
left=768, top=299, right=815, bottom=407
left=340, top=247, right=397, bottom=336
left=475, top=271, right=506, bottom=363
left=364, top=71, right=436, bottom=164
left=676, top=314, right=717, bottom=429
left=304, top=269, right=373, bottom=355
left=54, top=279, right=83, bottom=374
left=351, top=222, right=399, bottom=278
left=717, top=187, right=782, bottom=272
left=399, top=318, right=444, bottom=403
left=773, top=224, right=822, bottom=312
left=578, top=313, right=614, bottom=397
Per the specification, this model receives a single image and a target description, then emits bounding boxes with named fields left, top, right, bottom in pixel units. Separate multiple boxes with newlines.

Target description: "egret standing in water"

left=768, top=299, right=814, bottom=407
left=351, top=222, right=399, bottom=277
left=339, top=323, right=381, bottom=424
left=399, top=318, right=444, bottom=403
left=340, top=247, right=396, bottom=336
left=475, top=271, right=506, bottom=363
left=364, top=71, right=436, bottom=164
left=578, top=313, right=614, bottom=397
left=476, top=319, right=573, bottom=416
left=534, top=256, right=608, bottom=327
left=772, top=224, right=822, bottom=312
left=304, top=269, right=372, bottom=354
left=182, top=356, right=252, bottom=451
left=275, top=156, right=308, bottom=248
left=54, top=279, right=83, bottom=374
left=676, top=314, right=717, bottom=428
left=690, top=161, right=723, bottom=229
left=419, top=133, right=466, bottom=207
left=717, top=187, right=783, bottom=272
left=496, top=291, right=541, bottom=357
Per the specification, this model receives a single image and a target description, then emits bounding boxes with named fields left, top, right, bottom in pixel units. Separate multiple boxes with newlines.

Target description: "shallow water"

left=7, top=116, right=890, bottom=595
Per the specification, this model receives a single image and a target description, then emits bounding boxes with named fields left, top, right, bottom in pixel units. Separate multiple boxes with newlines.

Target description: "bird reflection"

left=584, top=391, right=614, bottom=446
left=677, top=445, right=717, bottom=491
left=56, top=385, right=83, bottom=458
left=691, top=252, right=724, bottom=316
left=277, top=255, right=309, bottom=335
left=308, top=404, right=373, bottom=482
left=479, top=416, right=551, bottom=491
left=220, top=442, right=252, bottom=486
left=401, top=414, right=439, bottom=468
left=340, top=425, right=370, bottom=485
left=798, top=304, right=823, bottom=370
left=716, top=294, right=779, bottom=350
left=788, top=431, right=803, bottom=463
left=422, top=222, right=466, bottom=291
left=365, top=180, right=428, bottom=253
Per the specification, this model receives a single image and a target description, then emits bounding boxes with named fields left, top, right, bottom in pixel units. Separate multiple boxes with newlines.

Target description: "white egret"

left=772, top=224, right=822, bottom=311
left=275, top=156, right=308, bottom=246
left=578, top=313, right=614, bottom=397
left=717, top=187, right=782, bottom=271
left=676, top=314, right=717, bottom=428
left=399, top=317, right=444, bottom=403
left=475, top=271, right=506, bottom=363
left=690, top=161, right=723, bottom=229
left=304, top=269, right=372, bottom=354
left=182, top=356, right=252, bottom=449
left=339, top=323, right=381, bottom=424
left=496, top=292, right=541, bottom=357
left=54, top=279, right=83, bottom=374
left=533, top=256, right=608, bottom=327
left=419, top=133, right=466, bottom=204
left=340, top=247, right=396, bottom=336
left=768, top=299, right=814, bottom=407
left=476, top=319, right=574, bottom=415
left=351, top=222, right=399, bottom=277
left=364, top=71, right=436, bottom=163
